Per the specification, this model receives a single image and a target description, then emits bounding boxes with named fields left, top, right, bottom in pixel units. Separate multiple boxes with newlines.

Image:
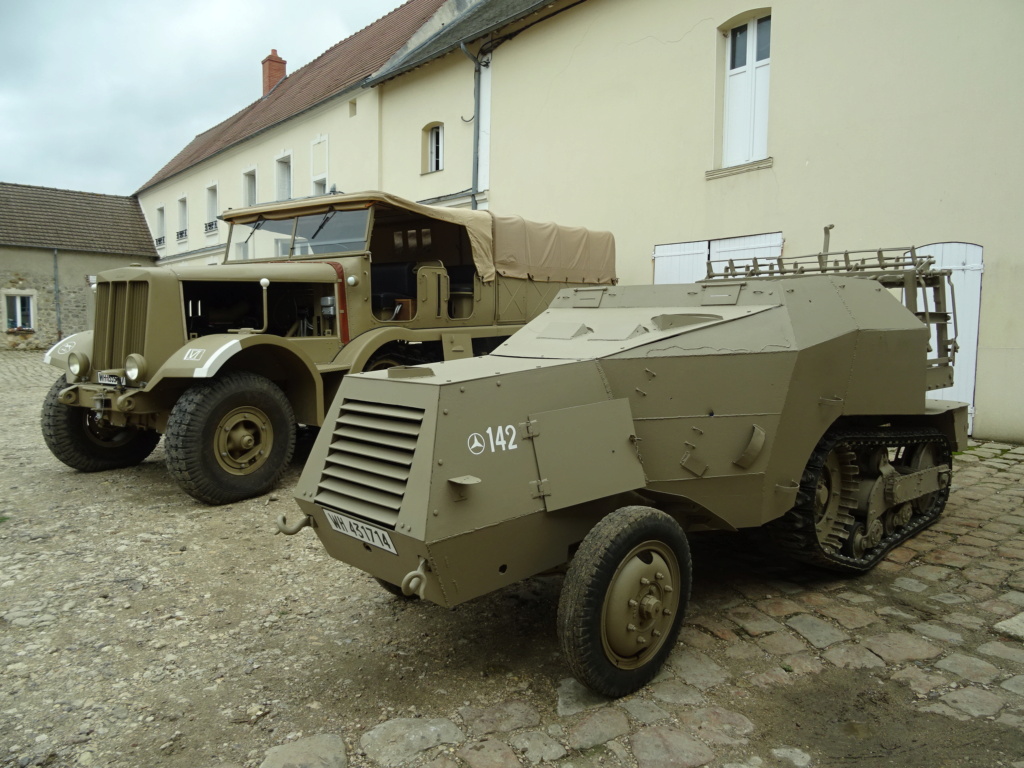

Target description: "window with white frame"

left=313, top=176, right=327, bottom=196
left=177, top=197, right=188, bottom=240
left=154, top=206, right=165, bottom=247
left=4, top=292, right=35, bottom=331
left=424, top=123, right=444, bottom=173
left=205, top=185, right=218, bottom=234
left=276, top=155, right=292, bottom=201
left=243, top=169, right=257, bottom=206
left=723, top=14, right=771, bottom=167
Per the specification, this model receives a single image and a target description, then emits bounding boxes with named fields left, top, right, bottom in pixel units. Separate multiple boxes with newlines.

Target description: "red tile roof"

left=136, top=0, right=448, bottom=194
left=0, top=182, right=157, bottom=258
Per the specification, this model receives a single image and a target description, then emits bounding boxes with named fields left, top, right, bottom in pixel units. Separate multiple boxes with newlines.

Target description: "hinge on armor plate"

left=530, top=479, right=550, bottom=499
left=520, top=419, right=540, bottom=439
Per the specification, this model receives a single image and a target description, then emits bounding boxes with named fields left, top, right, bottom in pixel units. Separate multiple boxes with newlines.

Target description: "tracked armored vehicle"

left=287, top=247, right=967, bottom=696
left=41, top=192, right=614, bottom=504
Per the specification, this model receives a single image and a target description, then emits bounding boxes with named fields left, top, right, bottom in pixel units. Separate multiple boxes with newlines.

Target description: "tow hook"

left=401, top=558, right=429, bottom=599
left=275, top=513, right=312, bottom=535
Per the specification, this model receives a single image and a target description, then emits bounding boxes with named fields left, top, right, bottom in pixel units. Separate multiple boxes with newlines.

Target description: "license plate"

left=322, top=509, right=398, bottom=554
left=97, top=373, right=124, bottom=386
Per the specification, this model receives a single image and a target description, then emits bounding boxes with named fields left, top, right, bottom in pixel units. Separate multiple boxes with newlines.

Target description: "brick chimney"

left=262, top=49, right=287, bottom=96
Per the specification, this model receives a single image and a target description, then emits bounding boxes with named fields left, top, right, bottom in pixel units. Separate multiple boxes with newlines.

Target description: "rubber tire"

left=557, top=506, right=691, bottom=698
left=165, top=372, right=296, bottom=505
left=363, top=345, right=431, bottom=371
left=41, top=374, right=160, bottom=472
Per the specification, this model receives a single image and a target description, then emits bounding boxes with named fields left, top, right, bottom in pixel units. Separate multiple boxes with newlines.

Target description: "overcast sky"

left=0, top=0, right=406, bottom=197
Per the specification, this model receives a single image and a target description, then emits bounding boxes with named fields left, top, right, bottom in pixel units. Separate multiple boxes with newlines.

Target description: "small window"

left=276, top=155, right=292, bottom=200
left=313, top=176, right=327, bottom=196
left=423, top=123, right=444, bottom=173
left=243, top=169, right=257, bottom=206
left=723, top=14, right=771, bottom=167
left=177, top=197, right=188, bottom=241
left=4, top=293, right=35, bottom=331
left=154, top=206, right=165, bottom=247
left=205, top=185, right=218, bottom=234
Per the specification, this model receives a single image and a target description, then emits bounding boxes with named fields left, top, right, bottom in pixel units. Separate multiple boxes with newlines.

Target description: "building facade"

left=135, top=0, right=1023, bottom=440
left=0, top=183, right=156, bottom=349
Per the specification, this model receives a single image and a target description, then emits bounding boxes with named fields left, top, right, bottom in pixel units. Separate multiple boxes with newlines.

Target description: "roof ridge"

left=135, top=0, right=450, bottom=195
left=0, top=180, right=138, bottom=202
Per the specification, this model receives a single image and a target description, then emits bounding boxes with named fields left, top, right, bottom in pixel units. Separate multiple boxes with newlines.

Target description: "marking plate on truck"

left=322, top=509, right=398, bottom=554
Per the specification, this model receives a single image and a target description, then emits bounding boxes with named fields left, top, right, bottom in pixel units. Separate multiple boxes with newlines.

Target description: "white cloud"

left=0, top=0, right=405, bottom=195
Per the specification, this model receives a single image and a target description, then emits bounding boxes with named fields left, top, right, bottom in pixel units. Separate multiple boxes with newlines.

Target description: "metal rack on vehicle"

left=704, top=245, right=958, bottom=387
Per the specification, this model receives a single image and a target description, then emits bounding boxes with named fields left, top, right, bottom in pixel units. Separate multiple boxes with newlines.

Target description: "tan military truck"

left=286, top=246, right=968, bottom=697
left=41, top=192, right=615, bottom=504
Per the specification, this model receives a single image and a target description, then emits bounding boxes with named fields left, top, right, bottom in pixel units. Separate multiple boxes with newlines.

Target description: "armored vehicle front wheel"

left=165, top=372, right=296, bottom=505
left=557, top=506, right=691, bottom=698
left=41, top=375, right=160, bottom=472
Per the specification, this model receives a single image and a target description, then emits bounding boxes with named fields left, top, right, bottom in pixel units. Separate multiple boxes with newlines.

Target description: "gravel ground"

left=2, top=350, right=1024, bottom=768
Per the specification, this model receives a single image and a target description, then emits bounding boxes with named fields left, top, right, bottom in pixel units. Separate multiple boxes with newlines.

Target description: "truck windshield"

left=228, top=208, right=370, bottom=261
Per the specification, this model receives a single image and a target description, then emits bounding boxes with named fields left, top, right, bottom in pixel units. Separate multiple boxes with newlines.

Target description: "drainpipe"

left=52, top=248, right=62, bottom=340
left=460, top=42, right=484, bottom=211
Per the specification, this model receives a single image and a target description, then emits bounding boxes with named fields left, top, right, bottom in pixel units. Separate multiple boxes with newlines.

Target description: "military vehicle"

left=285, top=245, right=967, bottom=696
left=41, top=192, right=615, bottom=504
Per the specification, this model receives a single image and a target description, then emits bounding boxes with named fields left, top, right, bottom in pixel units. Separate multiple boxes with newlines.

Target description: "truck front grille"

left=315, top=398, right=425, bottom=529
left=94, top=280, right=149, bottom=370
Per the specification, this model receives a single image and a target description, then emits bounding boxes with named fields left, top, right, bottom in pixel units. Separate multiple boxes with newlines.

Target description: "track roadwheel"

left=165, top=372, right=295, bottom=505
left=41, top=374, right=160, bottom=471
left=558, top=506, right=691, bottom=698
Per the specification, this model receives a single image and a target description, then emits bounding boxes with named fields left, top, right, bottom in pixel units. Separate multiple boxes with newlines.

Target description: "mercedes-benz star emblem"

left=467, top=433, right=485, bottom=455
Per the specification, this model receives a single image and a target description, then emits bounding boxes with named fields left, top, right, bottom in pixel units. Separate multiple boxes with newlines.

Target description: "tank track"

left=766, top=426, right=952, bottom=574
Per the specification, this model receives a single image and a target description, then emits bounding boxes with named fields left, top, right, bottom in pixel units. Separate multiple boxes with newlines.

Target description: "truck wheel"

left=557, top=506, right=691, bottom=698
left=364, top=345, right=430, bottom=371
left=165, top=372, right=296, bottom=505
left=41, top=374, right=160, bottom=471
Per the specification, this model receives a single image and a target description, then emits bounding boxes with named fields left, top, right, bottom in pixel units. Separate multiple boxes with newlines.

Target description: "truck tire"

left=557, top=506, right=691, bottom=698
left=41, top=374, right=160, bottom=472
left=165, top=372, right=296, bottom=505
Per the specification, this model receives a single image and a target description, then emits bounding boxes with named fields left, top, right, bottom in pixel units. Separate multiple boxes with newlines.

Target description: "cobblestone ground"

left=1, top=350, right=1023, bottom=768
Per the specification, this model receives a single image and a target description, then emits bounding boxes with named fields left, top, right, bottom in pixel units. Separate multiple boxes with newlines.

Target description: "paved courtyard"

left=1, top=350, right=1023, bottom=768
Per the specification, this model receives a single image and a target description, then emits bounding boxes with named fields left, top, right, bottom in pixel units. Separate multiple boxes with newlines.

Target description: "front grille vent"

left=315, top=399, right=425, bottom=529
left=94, top=280, right=149, bottom=370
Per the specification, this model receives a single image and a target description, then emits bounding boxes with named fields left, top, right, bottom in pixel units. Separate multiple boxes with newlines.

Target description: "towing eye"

left=275, top=513, right=312, bottom=535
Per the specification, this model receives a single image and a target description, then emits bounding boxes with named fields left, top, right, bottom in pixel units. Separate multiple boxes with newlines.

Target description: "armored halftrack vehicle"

left=286, top=247, right=967, bottom=696
left=41, top=192, right=615, bottom=504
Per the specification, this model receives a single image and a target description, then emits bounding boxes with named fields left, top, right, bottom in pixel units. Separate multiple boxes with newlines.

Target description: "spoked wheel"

left=811, top=446, right=859, bottom=555
left=906, top=442, right=946, bottom=517
left=558, top=506, right=691, bottom=698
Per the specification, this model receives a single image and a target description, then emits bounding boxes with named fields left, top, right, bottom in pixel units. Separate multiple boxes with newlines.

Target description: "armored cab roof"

left=220, top=190, right=616, bottom=284
left=493, top=277, right=924, bottom=361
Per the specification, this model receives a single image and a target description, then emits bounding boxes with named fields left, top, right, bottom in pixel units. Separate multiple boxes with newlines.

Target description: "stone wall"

left=1, top=247, right=150, bottom=350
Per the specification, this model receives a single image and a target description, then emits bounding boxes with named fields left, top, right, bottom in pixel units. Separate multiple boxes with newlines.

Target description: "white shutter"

left=919, top=243, right=983, bottom=431
left=654, top=241, right=710, bottom=284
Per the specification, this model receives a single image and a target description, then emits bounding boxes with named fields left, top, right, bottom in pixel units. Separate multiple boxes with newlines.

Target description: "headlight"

left=125, top=354, right=147, bottom=384
left=68, top=352, right=90, bottom=378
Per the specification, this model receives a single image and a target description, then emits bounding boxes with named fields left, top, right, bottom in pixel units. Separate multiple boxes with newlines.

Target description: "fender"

left=43, top=331, right=93, bottom=370
left=151, top=334, right=325, bottom=425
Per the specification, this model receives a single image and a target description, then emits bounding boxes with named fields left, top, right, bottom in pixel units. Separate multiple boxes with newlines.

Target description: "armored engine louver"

left=315, top=399, right=425, bottom=529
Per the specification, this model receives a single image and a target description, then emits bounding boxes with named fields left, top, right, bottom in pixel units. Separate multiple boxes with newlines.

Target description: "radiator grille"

left=315, top=399, right=425, bottom=529
left=93, top=280, right=149, bottom=370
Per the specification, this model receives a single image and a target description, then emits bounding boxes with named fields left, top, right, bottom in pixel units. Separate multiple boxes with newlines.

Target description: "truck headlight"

left=68, top=352, right=90, bottom=378
left=125, top=354, right=147, bottom=384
